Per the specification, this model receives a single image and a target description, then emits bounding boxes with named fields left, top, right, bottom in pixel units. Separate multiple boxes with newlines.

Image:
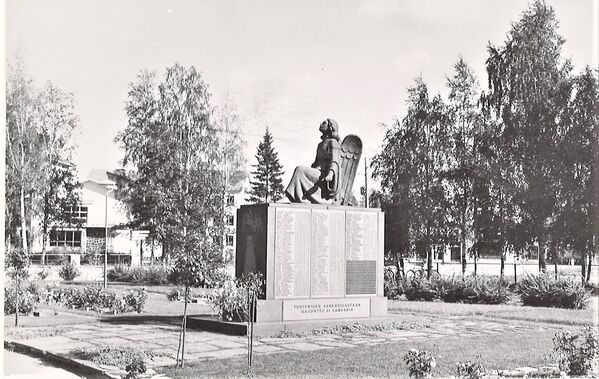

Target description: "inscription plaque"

left=283, top=297, right=370, bottom=320
left=345, top=211, right=378, bottom=261
left=310, top=209, right=345, bottom=297
left=346, top=260, right=377, bottom=295
left=274, top=208, right=311, bottom=298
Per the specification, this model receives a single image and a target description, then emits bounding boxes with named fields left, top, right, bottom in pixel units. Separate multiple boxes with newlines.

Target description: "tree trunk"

left=500, top=245, right=505, bottom=279
left=461, top=243, right=467, bottom=276
left=41, top=231, right=47, bottom=266
left=150, top=238, right=155, bottom=266
left=398, top=252, right=405, bottom=280
left=553, top=248, right=558, bottom=280
left=15, top=274, right=19, bottom=327
left=176, top=286, right=189, bottom=367
left=20, top=187, right=28, bottom=252
left=538, top=237, right=547, bottom=273
left=581, top=251, right=587, bottom=284
left=586, top=255, right=592, bottom=285
left=426, top=245, right=433, bottom=279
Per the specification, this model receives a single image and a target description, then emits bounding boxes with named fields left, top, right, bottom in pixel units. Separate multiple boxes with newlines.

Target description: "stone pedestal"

left=235, top=203, right=387, bottom=323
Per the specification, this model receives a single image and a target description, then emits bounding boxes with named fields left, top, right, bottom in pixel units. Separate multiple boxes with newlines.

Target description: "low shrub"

left=4, top=284, right=37, bottom=315
left=107, top=265, right=171, bottom=285
left=71, top=345, right=161, bottom=368
left=120, top=290, right=148, bottom=313
left=107, top=265, right=130, bottom=282
left=456, top=359, right=486, bottom=379
left=58, top=262, right=79, bottom=281
left=37, top=266, right=51, bottom=280
left=207, top=273, right=264, bottom=322
left=45, top=285, right=147, bottom=313
left=404, top=349, right=436, bottom=378
left=516, top=274, right=590, bottom=309
left=123, top=357, right=146, bottom=379
left=437, top=276, right=510, bottom=305
left=166, top=288, right=191, bottom=302
left=553, top=326, right=599, bottom=376
left=402, top=277, right=439, bottom=302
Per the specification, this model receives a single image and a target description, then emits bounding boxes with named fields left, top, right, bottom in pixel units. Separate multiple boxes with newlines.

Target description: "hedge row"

left=387, top=274, right=590, bottom=309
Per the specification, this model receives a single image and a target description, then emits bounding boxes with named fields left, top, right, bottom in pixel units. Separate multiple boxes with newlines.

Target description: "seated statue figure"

left=285, top=118, right=362, bottom=205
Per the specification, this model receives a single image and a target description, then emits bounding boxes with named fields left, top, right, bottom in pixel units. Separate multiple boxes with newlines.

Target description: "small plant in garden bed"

left=37, top=266, right=51, bottom=280
left=58, top=262, right=80, bottom=281
left=120, top=289, right=148, bottom=313
left=553, top=326, right=599, bottom=376
left=516, top=274, right=590, bottom=309
left=45, top=285, right=147, bottom=313
left=71, top=345, right=165, bottom=368
left=456, top=359, right=486, bottom=379
left=404, top=349, right=436, bottom=378
left=207, top=274, right=264, bottom=322
left=123, top=356, right=147, bottom=379
left=166, top=288, right=191, bottom=302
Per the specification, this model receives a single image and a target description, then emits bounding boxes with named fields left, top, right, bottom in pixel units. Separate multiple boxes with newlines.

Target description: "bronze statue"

left=285, top=118, right=362, bottom=205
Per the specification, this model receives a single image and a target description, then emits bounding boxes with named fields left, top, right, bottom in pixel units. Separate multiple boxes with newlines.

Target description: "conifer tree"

left=248, top=128, right=284, bottom=203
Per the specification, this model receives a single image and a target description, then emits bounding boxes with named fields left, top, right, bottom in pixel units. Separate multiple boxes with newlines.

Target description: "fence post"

left=514, top=263, right=517, bottom=284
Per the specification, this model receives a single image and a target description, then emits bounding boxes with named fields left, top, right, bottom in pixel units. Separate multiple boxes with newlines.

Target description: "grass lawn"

left=159, top=329, right=565, bottom=378
left=389, top=298, right=598, bottom=326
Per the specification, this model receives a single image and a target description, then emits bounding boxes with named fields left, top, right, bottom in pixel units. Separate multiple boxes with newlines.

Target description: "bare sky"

left=6, top=0, right=597, bottom=188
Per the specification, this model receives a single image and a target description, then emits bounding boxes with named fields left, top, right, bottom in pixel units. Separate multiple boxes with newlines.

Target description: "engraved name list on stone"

left=345, top=211, right=378, bottom=261
left=274, top=207, right=311, bottom=298
left=310, top=209, right=345, bottom=297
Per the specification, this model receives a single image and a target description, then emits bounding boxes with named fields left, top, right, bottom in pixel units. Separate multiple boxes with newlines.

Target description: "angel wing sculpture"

left=285, top=119, right=362, bottom=206
left=335, top=135, right=362, bottom=205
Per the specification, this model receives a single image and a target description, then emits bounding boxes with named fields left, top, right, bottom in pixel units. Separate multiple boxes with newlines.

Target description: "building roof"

left=84, top=169, right=117, bottom=185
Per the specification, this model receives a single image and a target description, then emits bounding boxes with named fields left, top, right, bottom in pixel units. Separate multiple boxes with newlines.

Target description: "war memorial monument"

left=235, top=119, right=387, bottom=328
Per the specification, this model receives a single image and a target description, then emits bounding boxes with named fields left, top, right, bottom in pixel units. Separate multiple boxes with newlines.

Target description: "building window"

left=65, top=206, right=88, bottom=223
left=226, top=234, right=234, bottom=246
left=226, top=195, right=235, bottom=206
left=50, top=230, right=82, bottom=247
left=226, top=215, right=234, bottom=226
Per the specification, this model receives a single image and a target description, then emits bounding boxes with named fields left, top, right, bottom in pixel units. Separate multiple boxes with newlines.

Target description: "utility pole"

left=364, top=157, right=368, bottom=208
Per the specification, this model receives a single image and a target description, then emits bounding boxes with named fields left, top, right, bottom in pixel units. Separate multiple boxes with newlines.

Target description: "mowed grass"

left=388, top=298, right=599, bottom=326
left=159, top=329, right=563, bottom=378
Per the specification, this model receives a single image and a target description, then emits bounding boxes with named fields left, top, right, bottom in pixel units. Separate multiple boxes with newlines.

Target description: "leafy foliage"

left=371, top=78, right=451, bottom=276
left=404, top=349, right=436, bottom=378
left=5, top=62, right=80, bottom=254
left=516, top=274, right=590, bottom=309
left=392, top=275, right=511, bottom=305
left=107, top=265, right=171, bottom=285
left=58, top=262, right=79, bottom=281
left=71, top=345, right=162, bottom=369
left=4, top=284, right=37, bottom=315
left=436, top=276, right=511, bottom=304
left=37, top=266, right=51, bottom=280
left=207, top=273, right=264, bottom=322
left=123, top=357, right=147, bottom=379
left=44, top=285, right=147, bottom=313
left=484, top=0, right=574, bottom=271
left=456, top=359, right=486, bottom=379
left=248, top=127, right=285, bottom=203
left=553, top=326, right=599, bottom=376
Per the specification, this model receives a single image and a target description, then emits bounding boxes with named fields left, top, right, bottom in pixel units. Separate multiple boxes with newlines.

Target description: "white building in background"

left=33, top=169, right=160, bottom=265
left=224, top=186, right=250, bottom=270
